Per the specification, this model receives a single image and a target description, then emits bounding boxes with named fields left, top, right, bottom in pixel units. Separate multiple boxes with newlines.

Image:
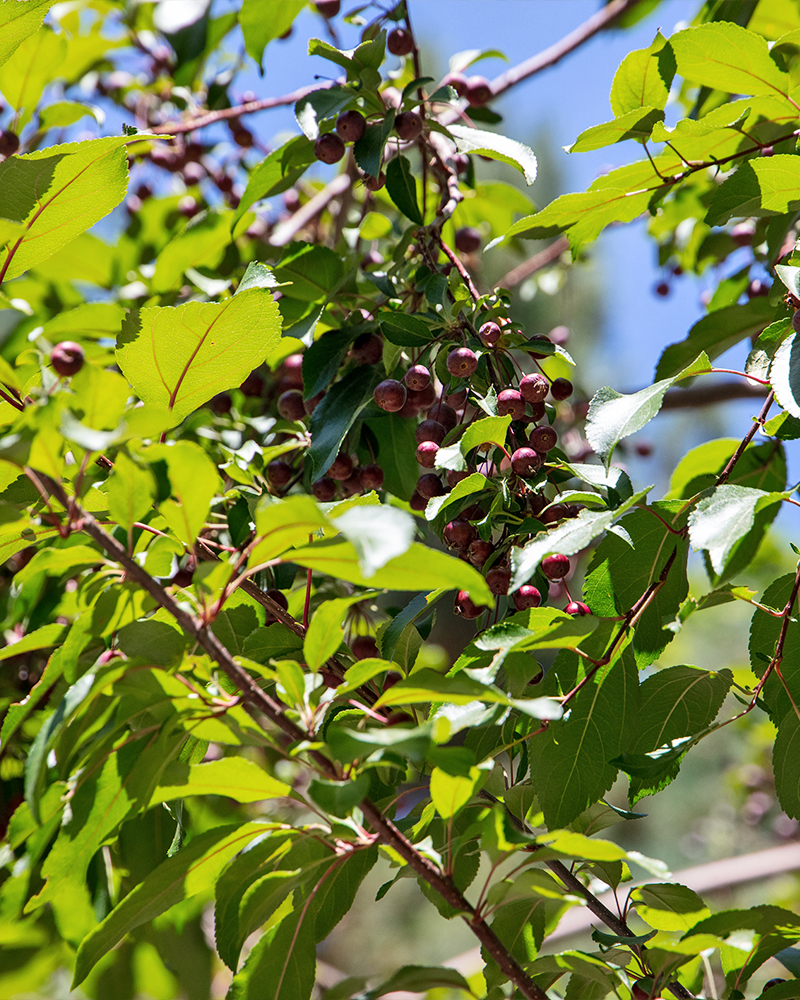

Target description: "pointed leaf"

left=670, top=22, right=789, bottom=99
left=610, top=31, right=675, bottom=116
left=774, top=712, right=800, bottom=820
left=150, top=758, right=291, bottom=805
left=0, top=0, right=58, bottom=67
left=567, top=106, right=664, bottom=153
left=385, top=155, right=423, bottom=224
left=449, top=124, right=537, bottom=185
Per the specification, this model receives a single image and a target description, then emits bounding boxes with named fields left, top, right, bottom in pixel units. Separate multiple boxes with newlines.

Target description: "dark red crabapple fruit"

left=351, top=331, right=383, bottom=364
left=479, top=321, right=501, bottom=345
left=340, top=473, right=362, bottom=498
left=511, top=447, right=542, bottom=477
left=405, top=364, right=431, bottom=391
left=497, top=389, right=525, bottom=420
left=359, top=464, right=384, bottom=491
left=364, top=172, right=386, bottom=191
left=565, top=601, right=591, bottom=616
left=513, top=585, right=542, bottom=611
left=529, top=493, right=548, bottom=517
left=267, top=460, right=293, bottom=488
left=336, top=110, right=366, bottom=143
left=520, top=373, right=549, bottom=403
left=351, top=635, right=380, bottom=660
left=416, top=419, right=446, bottom=445
left=445, top=387, right=468, bottom=408
left=442, top=72, right=469, bottom=97
left=328, top=453, right=354, bottom=481
left=447, top=469, right=470, bottom=489
left=409, top=382, right=436, bottom=409
left=265, top=588, right=289, bottom=612
left=447, top=347, right=478, bottom=378
left=541, top=504, right=569, bottom=524
left=387, top=27, right=414, bottom=56
left=281, top=353, right=304, bottom=386
left=51, top=341, right=85, bottom=377
left=416, top=473, right=445, bottom=499
left=395, top=111, right=423, bottom=141
left=428, top=402, right=457, bottom=432
left=0, top=130, right=20, bottom=157
left=763, top=981, right=787, bottom=992
left=277, top=389, right=306, bottom=421
left=314, top=132, right=345, bottom=164
left=454, top=227, right=481, bottom=253
left=529, top=425, right=558, bottom=452
left=654, top=281, right=670, bottom=297
left=409, top=491, right=427, bottom=511
left=748, top=279, right=769, bottom=298
left=444, top=519, right=474, bottom=549
left=312, top=477, right=337, bottom=501
left=454, top=590, right=485, bottom=619
left=542, top=553, right=570, bottom=580
left=416, top=441, right=439, bottom=468
left=486, top=566, right=511, bottom=595
left=528, top=401, right=546, bottom=422
left=374, top=379, right=407, bottom=411
left=468, top=539, right=493, bottom=567
left=465, top=76, right=492, bottom=106
left=314, top=1, right=340, bottom=16
left=550, top=377, right=573, bottom=401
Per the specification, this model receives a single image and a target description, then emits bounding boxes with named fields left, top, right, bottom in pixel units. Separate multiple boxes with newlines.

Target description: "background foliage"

left=1, top=1, right=800, bottom=999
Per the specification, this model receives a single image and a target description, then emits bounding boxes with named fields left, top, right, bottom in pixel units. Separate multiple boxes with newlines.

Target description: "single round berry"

left=520, top=373, right=549, bottom=403
left=447, top=469, right=470, bottom=489
left=513, top=585, right=542, bottom=611
left=359, top=464, right=384, bottom=491
left=172, top=564, right=195, bottom=588
left=408, top=382, right=436, bottom=409
left=479, top=321, right=501, bottom=346
left=336, top=109, right=367, bottom=143
left=395, top=111, right=423, bottom=142
left=747, top=278, right=769, bottom=298
left=50, top=341, right=85, bottom=377
left=416, top=441, right=439, bottom=468
left=340, top=474, right=362, bottom=498
left=764, top=981, right=787, bottom=991
left=442, top=72, right=469, bottom=97
left=511, top=447, right=542, bottom=477
left=266, top=589, right=289, bottom=612
left=374, top=379, right=407, bottom=411
left=468, top=539, right=493, bottom=567
left=351, top=635, right=380, bottom=660
left=529, top=493, right=548, bottom=517
left=427, top=402, right=457, bottom=432
left=445, top=387, right=468, bottom=408
left=364, top=171, right=386, bottom=191
left=416, top=419, right=445, bottom=445
left=387, top=27, right=414, bottom=56
left=446, top=347, right=478, bottom=379
left=550, top=377, right=573, bottom=401
left=454, top=590, right=485, bottom=619
left=405, top=364, right=431, bottom=391
left=277, top=389, right=306, bottom=421
left=281, top=354, right=304, bottom=386
left=529, top=425, right=558, bottom=453
left=0, top=130, right=20, bottom=157
left=635, top=442, right=653, bottom=457
left=416, top=473, right=445, bottom=499
left=565, top=601, right=591, bottom=617
left=486, top=566, right=511, bottom=595
left=328, top=453, right=354, bottom=481
left=497, top=389, right=525, bottom=420
left=465, top=76, right=492, bottom=106
left=352, top=331, right=383, bottom=364
left=454, top=227, right=481, bottom=253
left=542, top=554, right=570, bottom=580
left=528, top=401, right=546, bottom=422
left=654, top=281, right=670, bottom=297
left=541, top=504, right=569, bottom=524
left=314, top=132, right=345, bottom=164
left=409, top=490, right=427, bottom=511
left=267, top=460, right=293, bottom=487
left=444, top=519, right=474, bottom=549
left=314, top=0, right=340, bottom=16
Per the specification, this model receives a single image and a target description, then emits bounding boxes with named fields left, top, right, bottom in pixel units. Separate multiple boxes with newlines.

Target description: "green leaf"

left=243, top=623, right=304, bottom=663
left=385, top=155, right=423, bottom=224
left=372, top=967, right=472, bottom=998
left=708, top=156, right=800, bottom=226
left=430, top=766, right=481, bottom=818
left=295, top=85, right=353, bottom=140
left=38, top=100, right=100, bottom=130
left=449, top=125, right=537, bottom=185
left=667, top=437, right=786, bottom=499
left=670, top=21, right=790, bottom=98
left=510, top=487, right=650, bottom=592
left=105, top=453, right=156, bottom=534
left=353, top=111, right=396, bottom=179
left=150, top=758, right=291, bottom=805
left=303, top=594, right=371, bottom=672
left=152, top=210, right=239, bottom=293
left=249, top=495, right=330, bottom=566
left=610, top=31, right=675, bottom=116
left=308, top=366, right=379, bottom=479
left=330, top=504, right=415, bottom=577
left=144, top=441, right=219, bottom=547
left=307, top=773, right=370, bottom=818
left=365, top=412, right=419, bottom=501
left=379, top=311, right=433, bottom=346
left=774, top=711, right=800, bottom=820
left=475, top=608, right=598, bottom=654
left=233, top=136, right=316, bottom=230
left=631, top=883, right=710, bottom=932
left=771, top=332, right=800, bottom=417
left=530, top=648, right=638, bottom=828
left=0, top=622, right=67, bottom=662
left=0, top=0, right=58, bottom=67
left=749, top=573, right=800, bottom=722
left=116, top=288, right=282, bottom=423
left=302, top=327, right=351, bottom=400
left=587, top=353, right=710, bottom=463
left=288, top=539, right=493, bottom=606
left=116, top=619, right=187, bottom=666
left=688, top=484, right=784, bottom=575
left=73, top=822, right=265, bottom=987
left=240, top=0, right=306, bottom=67
left=584, top=504, right=689, bottom=667
left=0, top=136, right=136, bottom=282
left=567, top=106, right=664, bottom=153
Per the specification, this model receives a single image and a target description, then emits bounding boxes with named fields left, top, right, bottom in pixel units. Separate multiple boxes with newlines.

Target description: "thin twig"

left=270, top=174, right=352, bottom=247
left=493, top=236, right=569, bottom=289
left=716, top=391, right=774, bottom=485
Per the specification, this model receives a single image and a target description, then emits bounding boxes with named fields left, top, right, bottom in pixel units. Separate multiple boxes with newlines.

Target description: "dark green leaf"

left=295, top=85, right=355, bottom=140
left=307, top=774, right=370, bottom=817
left=353, top=111, right=396, bottom=179
left=774, top=711, right=800, bottom=820
left=302, top=327, right=352, bottom=399
left=308, top=366, right=379, bottom=478
left=385, top=155, right=423, bottom=224
left=233, top=137, right=316, bottom=230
